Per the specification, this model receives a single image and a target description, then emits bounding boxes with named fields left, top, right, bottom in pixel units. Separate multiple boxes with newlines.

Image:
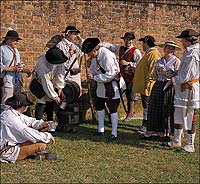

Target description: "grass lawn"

left=0, top=116, right=199, bottom=183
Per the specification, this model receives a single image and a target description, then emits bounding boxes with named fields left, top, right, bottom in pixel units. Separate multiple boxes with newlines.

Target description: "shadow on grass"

left=53, top=121, right=172, bottom=151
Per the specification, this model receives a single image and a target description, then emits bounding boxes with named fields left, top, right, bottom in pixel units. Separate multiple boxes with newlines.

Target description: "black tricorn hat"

left=3, top=30, right=22, bottom=40
left=139, top=35, right=156, bottom=46
left=5, top=93, right=33, bottom=107
left=62, top=25, right=80, bottom=33
left=45, top=47, right=68, bottom=64
left=121, top=32, right=135, bottom=40
left=81, top=38, right=100, bottom=53
left=176, top=29, right=200, bottom=38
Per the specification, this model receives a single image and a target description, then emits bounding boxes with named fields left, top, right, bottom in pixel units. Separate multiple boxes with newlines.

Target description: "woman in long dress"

left=145, top=41, right=181, bottom=141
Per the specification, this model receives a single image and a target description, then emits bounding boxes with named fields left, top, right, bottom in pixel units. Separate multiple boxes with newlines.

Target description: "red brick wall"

left=0, top=0, right=199, bottom=89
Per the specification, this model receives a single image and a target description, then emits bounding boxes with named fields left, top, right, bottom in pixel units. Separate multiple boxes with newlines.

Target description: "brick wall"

left=0, top=0, right=199, bottom=89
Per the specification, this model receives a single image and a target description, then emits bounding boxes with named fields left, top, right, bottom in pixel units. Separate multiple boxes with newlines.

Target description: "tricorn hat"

left=45, top=47, right=68, bottom=64
left=121, top=32, right=135, bottom=40
left=139, top=35, right=156, bottom=46
left=62, top=25, right=80, bottom=34
left=3, top=30, right=22, bottom=40
left=81, top=38, right=100, bottom=53
left=158, top=41, right=181, bottom=50
left=176, top=29, right=200, bottom=39
left=5, top=93, right=33, bottom=107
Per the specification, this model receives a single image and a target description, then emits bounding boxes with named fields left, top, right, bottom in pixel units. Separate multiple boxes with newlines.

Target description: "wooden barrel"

left=62, top=80, right=80, bottom=104
left=56, top=103, right=79, bottom=133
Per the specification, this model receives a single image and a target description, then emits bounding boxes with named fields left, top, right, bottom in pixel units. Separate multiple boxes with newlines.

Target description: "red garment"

left=119, top=46, right=137, bottom=83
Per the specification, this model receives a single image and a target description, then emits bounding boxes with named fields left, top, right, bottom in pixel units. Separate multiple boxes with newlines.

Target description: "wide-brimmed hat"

left=62, top=26, right=80, bottom=34
left=121, top=32, right=135, bottom=40
left=139, top=35, right=156, bottom=46
left=46, top=35, right=64, bottom=48
left=3, top=30, right=22, bottom=40
left=81, top=38, right=100, bottom=53
left=176, top=29, right=200, bottom=39
left=5, top=93, right=33, bottom=107
left=45, top=47, right=68, bottom=64
left=158, top=41, right=181, bottom=50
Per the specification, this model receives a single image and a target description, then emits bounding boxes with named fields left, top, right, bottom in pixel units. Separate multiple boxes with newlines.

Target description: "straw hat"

left=158, top=41, right=181, bottom=50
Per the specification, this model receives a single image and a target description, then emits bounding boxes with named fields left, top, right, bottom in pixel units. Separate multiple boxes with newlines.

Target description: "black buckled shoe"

left=93, top=132, right=104, bottom=136
left=107, top=134, right=118, bottom=142
left=34, top=152, right=59, bottom=160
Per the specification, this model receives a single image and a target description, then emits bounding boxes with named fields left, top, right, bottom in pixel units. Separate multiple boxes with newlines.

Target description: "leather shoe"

left=93, top=132, right=104, bottom=136
left=107, top=134, right=118, bottom=142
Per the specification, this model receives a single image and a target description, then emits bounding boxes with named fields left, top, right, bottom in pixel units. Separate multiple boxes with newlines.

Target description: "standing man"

left=56, top=25, right=83, bottom=91
left=168, top=29, right=199, bottom=153
left=133, top=35, right=161, bottom=133
left=33, top=47, right=67, bottom=120
left=82, top=38, right=126, bottom=141
left=101, top=32, right=142, bottom=121
left=0, top=30, right=31, bottom=110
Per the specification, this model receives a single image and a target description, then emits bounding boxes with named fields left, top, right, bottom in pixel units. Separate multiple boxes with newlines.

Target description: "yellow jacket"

left=133, top=47, right=161, bottom=96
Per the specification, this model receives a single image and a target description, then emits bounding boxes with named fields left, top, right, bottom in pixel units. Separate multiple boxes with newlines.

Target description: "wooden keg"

left=62, top=80, right=80, bottom=104
left=56, top=103, right=80, bottom=133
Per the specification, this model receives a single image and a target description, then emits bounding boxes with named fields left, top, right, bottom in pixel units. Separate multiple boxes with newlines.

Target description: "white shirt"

left=0, top=108, right=52, bottom=163
left=32, top=54, right=65, bottom=103
left=90, top=47, right=126, bottom=99
left=56, top=38, right=82, bottom=89
left=172, top=43, right=200, bottom=109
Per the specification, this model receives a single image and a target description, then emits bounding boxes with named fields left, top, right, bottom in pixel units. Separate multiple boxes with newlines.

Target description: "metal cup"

left=59, top=101, right=67, bottom=110
left=48, top=121, right=58, bottom=132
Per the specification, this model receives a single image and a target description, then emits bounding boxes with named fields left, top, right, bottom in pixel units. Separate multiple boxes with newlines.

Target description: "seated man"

left=0, top=93, right=57, bottom=163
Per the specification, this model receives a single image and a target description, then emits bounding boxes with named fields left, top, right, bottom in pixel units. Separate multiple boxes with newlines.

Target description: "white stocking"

left=97, top=110, right=105, bottom=133
left=111, top=112, right=118, bottom=137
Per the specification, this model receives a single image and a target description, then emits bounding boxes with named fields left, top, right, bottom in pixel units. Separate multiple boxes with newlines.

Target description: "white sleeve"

left=41, top=72, right=58, bottom=100
left=54, top=64, right=65, bottom=89
left=22, top=128, right=52, bottom=143
left=133, top=49, right=142, bottom=64
left=5, top=114, right=52, bottom=144
left=172, top=55, right=197, bottom=86
left=100, top=42, right=121, bottom=54
left=20, top=114, right=44, bottom=130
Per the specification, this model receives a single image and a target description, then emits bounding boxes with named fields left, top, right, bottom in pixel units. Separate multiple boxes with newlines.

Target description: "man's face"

left=87, top=49, right=98, bottom=58
left=142, top=42, right=149, bottom=51
left=181, top=38, right=190, bottom=49
left=6, top=38, right=19, bottom=48
left=124, top=38, right=133, bottom=47
left=66, top=31, right=78, bottom=42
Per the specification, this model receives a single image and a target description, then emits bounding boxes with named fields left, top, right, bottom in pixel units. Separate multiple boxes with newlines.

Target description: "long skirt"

left=147, top=81, right=175, bottom=134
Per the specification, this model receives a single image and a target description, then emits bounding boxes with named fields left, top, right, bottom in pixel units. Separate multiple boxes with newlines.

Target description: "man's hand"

left=55, top=96, right=61, bottom=104
left=23, top=68, right=32, bottom=77
left=119, top=59, right=128, bottom=66
left=50, top=135, right=56, bottom=144
left=42, top=121, right=50, bottom=128
left=87, top=74, right=94, bottom=81
left=161, top=68, right=167, bottom=75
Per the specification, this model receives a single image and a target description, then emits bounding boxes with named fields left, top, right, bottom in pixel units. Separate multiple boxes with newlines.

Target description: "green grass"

left=1, top=117, right=199, bottom=183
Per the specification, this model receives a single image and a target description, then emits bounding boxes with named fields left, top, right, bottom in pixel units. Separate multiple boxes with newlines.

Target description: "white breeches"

left=174, top=107, right=195, bottom=130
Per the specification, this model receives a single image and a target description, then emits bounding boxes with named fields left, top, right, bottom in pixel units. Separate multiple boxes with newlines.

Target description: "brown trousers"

left=17, top=141, right=46, bottom=160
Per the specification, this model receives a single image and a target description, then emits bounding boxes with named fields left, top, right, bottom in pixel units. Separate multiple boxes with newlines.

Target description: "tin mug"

left=48, top=121, right=58, bottom=132
left=59, top=101, right=67, bottom=110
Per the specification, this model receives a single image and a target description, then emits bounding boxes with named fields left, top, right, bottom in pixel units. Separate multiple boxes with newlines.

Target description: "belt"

left=181, top=78, right=200, bottom=116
